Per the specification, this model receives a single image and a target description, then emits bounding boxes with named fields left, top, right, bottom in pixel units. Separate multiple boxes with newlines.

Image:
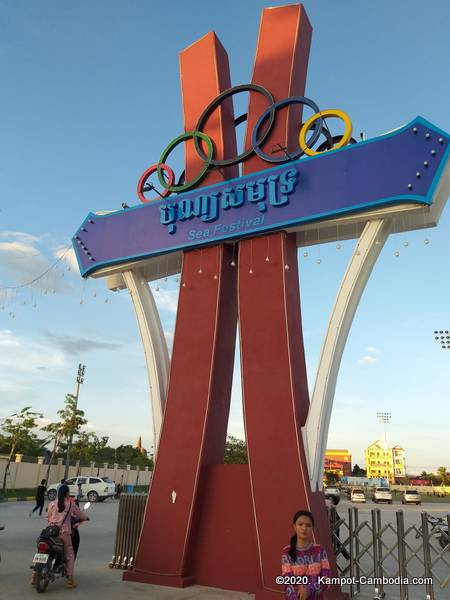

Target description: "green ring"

left=157, top=131, right=214, bottom=193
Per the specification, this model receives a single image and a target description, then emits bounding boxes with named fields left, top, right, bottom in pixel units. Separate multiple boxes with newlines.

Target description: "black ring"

left=252, top=96, right=323, bottom=163
left=315, top=134, right=357, bottom=153
left=194, top=84, right=275, bottom=168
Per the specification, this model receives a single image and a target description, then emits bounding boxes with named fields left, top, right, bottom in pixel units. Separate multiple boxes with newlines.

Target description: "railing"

left=109, top=493, right=147, bottom=569
left=330, top=507, right=450, bottom=599
left=109, top=496, right=449, bottom=598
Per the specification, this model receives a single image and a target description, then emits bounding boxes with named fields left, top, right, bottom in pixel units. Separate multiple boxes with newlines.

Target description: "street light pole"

left=377, top=411, right=391, bottom=485
left=64, top=364, right=86, bottom=480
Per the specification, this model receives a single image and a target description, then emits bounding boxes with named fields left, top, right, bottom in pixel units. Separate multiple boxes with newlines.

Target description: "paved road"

left=0, top=498, right=448, bottom=599
left=0, top=500, right=252, bottom=600
left=335, top=499, right=450, bottom=600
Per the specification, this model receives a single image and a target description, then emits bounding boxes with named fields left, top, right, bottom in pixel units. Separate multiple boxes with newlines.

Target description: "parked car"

left=402, top=489, right=421, bottom=505
left=47, top=476, right=115, bottom=502
left=372, top=487, right=393, bottom=504
left=350, top=488, right=366, bottom=503
left=324, top=486, right=340, bottom=499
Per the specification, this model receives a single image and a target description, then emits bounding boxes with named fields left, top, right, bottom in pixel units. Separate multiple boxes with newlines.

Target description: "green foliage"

left=114, top=444, right=153, bottom=469
left=224, top=436, right=248, bottom=464
left=352, top=464, right=367, bottom=477
left=43, top=394, right=87, bottom=441
left=324, top=470, right=339, bottom=484
left=71, top=432, right=110, bottom=464
left=1, top=407, right=43, bottom=496
left=437, top=466, right=448, bottom=485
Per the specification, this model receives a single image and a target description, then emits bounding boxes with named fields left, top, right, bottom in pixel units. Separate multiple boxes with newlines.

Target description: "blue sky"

left=1, top=0, right=449, bottom=473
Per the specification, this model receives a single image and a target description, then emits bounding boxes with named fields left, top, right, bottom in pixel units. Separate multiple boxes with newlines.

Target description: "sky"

left=1, top=0, right=449, bottom=473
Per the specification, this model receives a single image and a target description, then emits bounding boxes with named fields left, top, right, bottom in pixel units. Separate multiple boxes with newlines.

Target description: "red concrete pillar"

left=124, top=32, right=239, bottom=587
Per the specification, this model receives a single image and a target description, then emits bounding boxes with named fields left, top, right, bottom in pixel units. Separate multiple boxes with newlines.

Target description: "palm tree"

left=437, top=466, right=448, bottom=485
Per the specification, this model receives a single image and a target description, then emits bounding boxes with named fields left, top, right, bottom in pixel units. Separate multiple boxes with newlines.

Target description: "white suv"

left=47, top=476, right=115, bottom=503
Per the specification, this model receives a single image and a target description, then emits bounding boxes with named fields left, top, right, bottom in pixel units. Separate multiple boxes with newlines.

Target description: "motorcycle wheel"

left=35, top=564, right=50, bottom=593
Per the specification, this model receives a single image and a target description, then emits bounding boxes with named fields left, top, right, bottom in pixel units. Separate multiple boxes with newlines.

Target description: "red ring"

left=137, top=163, right=175, bottom=203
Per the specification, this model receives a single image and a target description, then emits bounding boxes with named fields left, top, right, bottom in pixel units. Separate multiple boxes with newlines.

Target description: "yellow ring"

left=299, top=109, right=353, bottom=156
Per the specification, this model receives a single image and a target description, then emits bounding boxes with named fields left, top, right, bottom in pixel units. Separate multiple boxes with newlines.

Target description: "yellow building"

left=365, top=440, right=406, bottom=482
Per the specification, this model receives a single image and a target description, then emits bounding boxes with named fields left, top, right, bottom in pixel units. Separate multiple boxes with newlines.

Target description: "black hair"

left=289, top=510, right=315, bottom=562
left=40, top=479, right=46, bottom=485
left=57, top=484, right=69, bottom=512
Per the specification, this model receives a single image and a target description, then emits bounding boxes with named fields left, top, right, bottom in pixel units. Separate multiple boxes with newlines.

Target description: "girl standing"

left=281, top=510, right=331, bottom=600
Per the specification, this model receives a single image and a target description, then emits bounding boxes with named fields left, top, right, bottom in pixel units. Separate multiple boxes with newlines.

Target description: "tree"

left=437, top=466, right=448, bottom=485
left=71, top=433, right=112, bottom=465
left=324, top=470, right=339, bottom=484
left=1, top=407, right=43, bottom=496
left=42, top=393, right=88, bottom=481
left=224, top=436, right=248, bottom=464
left=352, top=464, right=366, bottom=477
left=114, top=444, right=153, bottom=469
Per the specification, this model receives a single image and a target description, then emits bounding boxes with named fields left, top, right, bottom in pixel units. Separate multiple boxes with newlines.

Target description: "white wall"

left=0, top=456, right=151, bottom=491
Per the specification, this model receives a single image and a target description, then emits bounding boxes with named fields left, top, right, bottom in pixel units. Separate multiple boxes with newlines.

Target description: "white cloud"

left=0, top=329, right=67, bottom=373
left=0, top=231, right=42, bottom=244
left=367, top=346, right=380, bottom=354
left=0, top=231, right=72, bottom=293
left=358, top=355, right=377, bottom=365
left=152, top=287, right=179, bottom=313
left=53, top=246, right=80, bottom=274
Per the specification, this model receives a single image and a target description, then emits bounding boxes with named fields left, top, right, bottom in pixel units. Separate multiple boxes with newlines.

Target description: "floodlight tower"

left=433, top=330, right=450, bottom=349
left=377, top=411, right=391, bottom=484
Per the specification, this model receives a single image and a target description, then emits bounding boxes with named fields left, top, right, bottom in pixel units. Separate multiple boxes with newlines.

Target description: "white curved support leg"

left=302, top=218, right=391, bottom=491
left=122, top=269, right=170, bottom=450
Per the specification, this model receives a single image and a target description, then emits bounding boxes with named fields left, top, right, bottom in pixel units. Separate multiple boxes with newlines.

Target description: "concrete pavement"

left=1, top=498, right=448, bottom=599
left=0, top=499, right=254, bottom=600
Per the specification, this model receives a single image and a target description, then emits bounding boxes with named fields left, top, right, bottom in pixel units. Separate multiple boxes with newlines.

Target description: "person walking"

left=29, top=479, right=47, bottom=517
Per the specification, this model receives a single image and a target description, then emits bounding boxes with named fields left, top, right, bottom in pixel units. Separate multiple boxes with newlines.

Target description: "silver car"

left=402, top=489, right=421, bottom=505
left=351, top=488, right=366, bottom=503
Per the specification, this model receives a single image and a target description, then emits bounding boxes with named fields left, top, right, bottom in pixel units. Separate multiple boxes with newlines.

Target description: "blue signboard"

left=73, top=117, right=449, bottom=277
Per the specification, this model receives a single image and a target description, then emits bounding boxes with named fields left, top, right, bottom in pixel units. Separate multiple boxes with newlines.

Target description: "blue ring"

left=251, top=96, right=323, bottom=163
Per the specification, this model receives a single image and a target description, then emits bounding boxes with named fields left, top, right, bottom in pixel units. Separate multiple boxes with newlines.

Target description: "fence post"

left=396, top=510, right=408, bottom=600
left=421, top=512, right=435, bottom=600
left=375, top=509, right=385, bottom=598
left=348, top=507, right=355, bottom=598
left=352, top=507, right=361, bottom=595
left=371, top=510, right=381, bottom=599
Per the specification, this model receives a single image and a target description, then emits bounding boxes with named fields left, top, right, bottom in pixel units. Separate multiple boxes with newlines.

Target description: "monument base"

left=122, top=570, right=195, bottom=588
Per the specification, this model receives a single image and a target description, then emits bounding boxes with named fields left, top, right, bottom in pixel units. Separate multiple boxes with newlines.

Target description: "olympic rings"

left=194, top=84, right=275, bottom=167
left=137, top=85, right=355, bottom=202
left=157, top=131, right=214, bottom=193
left=299, top=109, right=352, bottom=156
left=251, top=96, right=323, bottom=163
left=137, top=163, right=174, bottom=203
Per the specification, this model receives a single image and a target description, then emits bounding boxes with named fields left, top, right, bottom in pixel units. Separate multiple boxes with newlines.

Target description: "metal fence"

left=330, top=507, right=450, bottom=599
left=109, top=493, right=147, bottom=569
left=109, top=496, right=449, bottom=599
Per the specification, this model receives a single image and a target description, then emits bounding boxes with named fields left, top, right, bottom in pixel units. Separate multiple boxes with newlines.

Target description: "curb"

left=0, top=496, right=34, bottom=502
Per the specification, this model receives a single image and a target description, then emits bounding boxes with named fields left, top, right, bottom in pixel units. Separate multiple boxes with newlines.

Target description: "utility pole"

left=64, top=364, right=86, bottom=480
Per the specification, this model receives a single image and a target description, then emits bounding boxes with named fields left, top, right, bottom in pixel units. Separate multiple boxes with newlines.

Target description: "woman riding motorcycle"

left=32, top=483, right=88, bottom=588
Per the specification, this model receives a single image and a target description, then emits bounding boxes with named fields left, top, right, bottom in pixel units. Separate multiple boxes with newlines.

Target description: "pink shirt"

left=47, top=499, right=87, bottom=536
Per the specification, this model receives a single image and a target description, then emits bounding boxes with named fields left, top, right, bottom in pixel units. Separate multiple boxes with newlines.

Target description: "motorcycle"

left=435, top=522, right=449, bottom=550
left=31, top=502, right=91, bottom=593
